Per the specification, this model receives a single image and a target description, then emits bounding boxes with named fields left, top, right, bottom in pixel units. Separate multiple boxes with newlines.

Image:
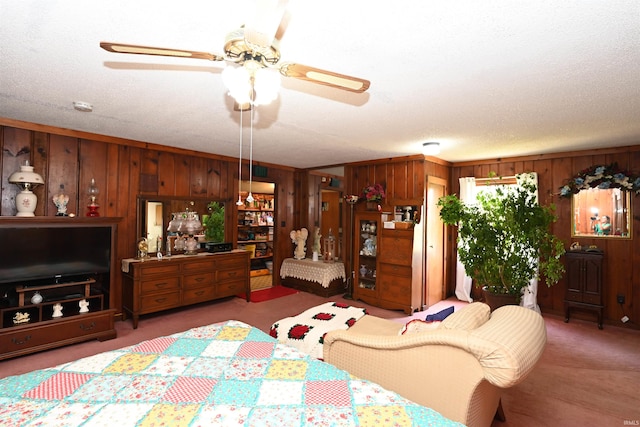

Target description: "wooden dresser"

left=122, top=250, right=251, bottom=328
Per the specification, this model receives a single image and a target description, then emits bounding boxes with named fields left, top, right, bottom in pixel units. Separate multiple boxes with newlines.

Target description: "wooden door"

left=426, top=176, right=447, bottom=308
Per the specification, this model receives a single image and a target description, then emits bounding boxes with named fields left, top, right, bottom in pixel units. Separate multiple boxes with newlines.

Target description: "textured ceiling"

left=1, top=0, right=639, bottom=169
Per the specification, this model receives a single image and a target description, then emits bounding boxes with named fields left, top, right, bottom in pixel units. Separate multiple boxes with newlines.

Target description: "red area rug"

left=237, top=286, right=299, bottom=303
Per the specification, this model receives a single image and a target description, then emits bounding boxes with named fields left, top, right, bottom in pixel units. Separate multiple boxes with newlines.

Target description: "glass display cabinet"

left=353, top=212, right=379, bottom=298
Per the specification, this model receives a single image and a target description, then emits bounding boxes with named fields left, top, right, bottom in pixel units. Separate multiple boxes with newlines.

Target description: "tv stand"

left=0, top=217, right=119, bottom=360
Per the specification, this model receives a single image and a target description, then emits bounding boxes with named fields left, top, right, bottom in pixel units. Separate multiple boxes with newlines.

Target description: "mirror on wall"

left=572, top=188, right=632, bottom=238
left=137, top=196, right=227, bottom=252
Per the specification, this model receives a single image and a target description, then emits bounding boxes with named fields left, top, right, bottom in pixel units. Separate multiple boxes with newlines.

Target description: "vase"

left=366, top=201, right=379, bottom=211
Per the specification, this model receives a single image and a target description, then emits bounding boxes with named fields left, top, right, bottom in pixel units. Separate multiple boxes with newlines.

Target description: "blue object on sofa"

left=426, top=305, right=455, bottom=322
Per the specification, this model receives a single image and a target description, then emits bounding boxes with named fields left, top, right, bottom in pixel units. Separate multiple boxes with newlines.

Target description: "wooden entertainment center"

left=0, top=217, right=119, bottom=360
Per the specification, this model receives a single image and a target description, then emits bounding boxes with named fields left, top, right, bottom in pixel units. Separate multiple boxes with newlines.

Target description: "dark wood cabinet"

left=122, top=250, right=250, bottom=328
left=353, top=212, right=421, bottom=314
left=564, top=250, right=604, bottom=329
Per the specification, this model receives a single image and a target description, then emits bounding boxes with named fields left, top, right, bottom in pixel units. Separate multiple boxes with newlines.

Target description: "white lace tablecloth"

left=280, top=258, right=346, bottom=288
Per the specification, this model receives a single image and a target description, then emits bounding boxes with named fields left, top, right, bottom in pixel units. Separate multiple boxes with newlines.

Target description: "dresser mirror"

left=137, top=196, right=228, bottom=253
left=571, top=188, right=631, bottom=238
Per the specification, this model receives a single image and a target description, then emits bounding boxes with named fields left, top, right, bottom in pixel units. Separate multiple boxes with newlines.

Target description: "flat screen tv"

left=0, top=226, right=111, bottom=285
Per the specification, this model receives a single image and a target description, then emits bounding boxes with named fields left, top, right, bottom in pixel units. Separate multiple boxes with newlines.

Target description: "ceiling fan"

left=99, top=1, right=370, bottom=97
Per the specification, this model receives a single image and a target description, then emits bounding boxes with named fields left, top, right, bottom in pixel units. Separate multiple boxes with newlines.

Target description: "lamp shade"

left=9, top=161, right=44, bottom=217
left=8, top=161, right=44, bottom=186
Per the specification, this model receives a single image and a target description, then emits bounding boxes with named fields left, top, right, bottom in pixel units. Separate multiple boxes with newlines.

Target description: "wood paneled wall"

left=3, top=117, right=638, bottom=329
left=0, top=119, right=296, bottom=319
left=449, top=147, right=640, bottom=329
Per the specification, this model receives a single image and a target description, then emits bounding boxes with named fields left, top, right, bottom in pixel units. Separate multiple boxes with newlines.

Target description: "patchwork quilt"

left=0, top=320, right=462, bottom=426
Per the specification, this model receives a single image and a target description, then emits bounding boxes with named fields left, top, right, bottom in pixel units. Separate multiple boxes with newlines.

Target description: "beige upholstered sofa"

left=323, top=302, right=546, bottom=427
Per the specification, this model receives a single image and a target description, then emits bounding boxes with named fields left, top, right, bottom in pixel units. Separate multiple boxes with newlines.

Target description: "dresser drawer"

left=183, top=286, right=216, bottom=305
left=217, top=254, right=249, bottom=269
left=378, top=275, right=412, bottom=305
left=218, top=267, right=247, bottom=282
left=183, top=272, right=214, bottom=289
left=181, top=258, right=215, bottom=273
left=140, top=277, right=180, bottom=294
left=0, top=310, right=115, bottom=356
left=379, top=262, right=412, bottom=277
left=137, top=263, right=180, bottom=277
left=140, top=291, right=181, bottom=313
left=217, top=279, right=247, bottom=298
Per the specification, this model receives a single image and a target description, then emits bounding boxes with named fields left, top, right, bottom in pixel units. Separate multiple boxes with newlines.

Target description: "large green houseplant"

left=437, top=175, right=565, bottom=306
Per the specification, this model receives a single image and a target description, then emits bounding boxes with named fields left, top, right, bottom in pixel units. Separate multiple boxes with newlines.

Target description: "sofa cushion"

left=439, top=302, right=490, bottom=331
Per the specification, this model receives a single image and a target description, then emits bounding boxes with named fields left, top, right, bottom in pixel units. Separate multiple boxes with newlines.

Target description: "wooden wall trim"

left=0, top=117, right=296, bottom=172
left=451, top=143, right=640, bottom=168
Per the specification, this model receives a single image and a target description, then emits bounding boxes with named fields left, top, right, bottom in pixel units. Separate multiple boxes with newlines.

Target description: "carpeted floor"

left=1, top=293, right=638, bottom=426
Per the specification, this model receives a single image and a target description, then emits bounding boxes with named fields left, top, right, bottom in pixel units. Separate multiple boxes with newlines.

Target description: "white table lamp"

left=8, top=161, right=44, bottom=216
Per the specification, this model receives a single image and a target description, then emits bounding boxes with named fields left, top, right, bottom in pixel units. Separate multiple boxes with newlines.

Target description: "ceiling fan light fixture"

left=422, top=141, right=441, bottom=156
left=222, top=64, right=280, bottom=106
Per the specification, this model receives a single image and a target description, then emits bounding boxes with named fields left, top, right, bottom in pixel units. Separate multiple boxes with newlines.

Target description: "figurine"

left=52, top=193, right=69, bottom=216
left=312, top=228, right=322, bottom=261
left=79, top=299, right=89, bottom=313
left=289, top=228, right=308, bottom=260
left=13, top=312, right=30, bottom=325
left=52, top=303, right=63, bottom=318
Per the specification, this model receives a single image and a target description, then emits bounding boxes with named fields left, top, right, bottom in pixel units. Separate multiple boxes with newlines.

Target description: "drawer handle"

left=80, top=322, right=96, bottom=331
left=155, top=282, right=169, bottom=289
left=195, top=277, right=205, bottom=282
left=11, top=335, right=32, bottom=346
left=155, top=297, right=167, bottom=303
left=195, top=290, right=205, bottom=296
left=227, top=272, right=237, bottom=277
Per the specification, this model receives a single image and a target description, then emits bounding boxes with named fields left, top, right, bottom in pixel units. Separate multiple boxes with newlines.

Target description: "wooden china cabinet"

left=352, top=210, right=422, bottom=314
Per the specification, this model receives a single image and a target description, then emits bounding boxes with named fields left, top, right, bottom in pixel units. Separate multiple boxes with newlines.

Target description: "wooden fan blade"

left=244, top=0, right=289, bottom=49
left=279, top=63, right=370, bottom=93
left=273, top=10, right=291, bottom=43
left=100, top=42, right=224, bottom=61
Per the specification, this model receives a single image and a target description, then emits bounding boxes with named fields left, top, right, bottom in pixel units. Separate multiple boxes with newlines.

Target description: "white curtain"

left=454, top=173, right=540, bottom=310
left=516, top=172, right=540, bottom=313
left=454, top=177, right=476, bottom=302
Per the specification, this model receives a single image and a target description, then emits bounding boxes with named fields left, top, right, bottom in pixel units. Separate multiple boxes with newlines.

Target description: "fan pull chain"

left=236, top=107, right=244, bottom=206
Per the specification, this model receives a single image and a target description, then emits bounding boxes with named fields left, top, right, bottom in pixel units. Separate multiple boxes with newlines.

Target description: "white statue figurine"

left=52, top=303, right=63, bottom=318
left=289, top=228, right=309, bottom=260
left=312, top=228, right=322, bottom=260
left=79, top=299, right=89, bottom=313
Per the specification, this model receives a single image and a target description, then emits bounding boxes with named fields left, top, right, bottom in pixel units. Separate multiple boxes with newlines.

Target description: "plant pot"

left=482, top=286, right=520, bottom=311
left=366, top=201, right=379, bottom=211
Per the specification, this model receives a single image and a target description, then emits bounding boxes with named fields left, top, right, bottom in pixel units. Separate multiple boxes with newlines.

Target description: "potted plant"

left=362, top=183, right=385, bottom=210
left=437, top=174, right=565, bottom=310
left=203, top=201, right=225, bottom=243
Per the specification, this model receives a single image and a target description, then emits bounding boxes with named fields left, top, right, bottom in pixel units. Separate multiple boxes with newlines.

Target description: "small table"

left=280, top=258, right=346, bottom=297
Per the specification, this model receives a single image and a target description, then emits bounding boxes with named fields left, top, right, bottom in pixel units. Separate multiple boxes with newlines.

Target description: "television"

left=0, top=226, right=111, bottom=285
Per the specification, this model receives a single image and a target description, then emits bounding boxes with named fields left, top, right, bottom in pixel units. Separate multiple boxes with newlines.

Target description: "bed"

left=0, top=320, right=461, bottom=426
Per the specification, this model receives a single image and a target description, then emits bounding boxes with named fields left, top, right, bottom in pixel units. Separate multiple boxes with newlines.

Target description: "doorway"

left=425, top=176, right=447, bottom=307
left=239, top=180, right=276, bottom=290
left=320, top=189, right=342, bottom=260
